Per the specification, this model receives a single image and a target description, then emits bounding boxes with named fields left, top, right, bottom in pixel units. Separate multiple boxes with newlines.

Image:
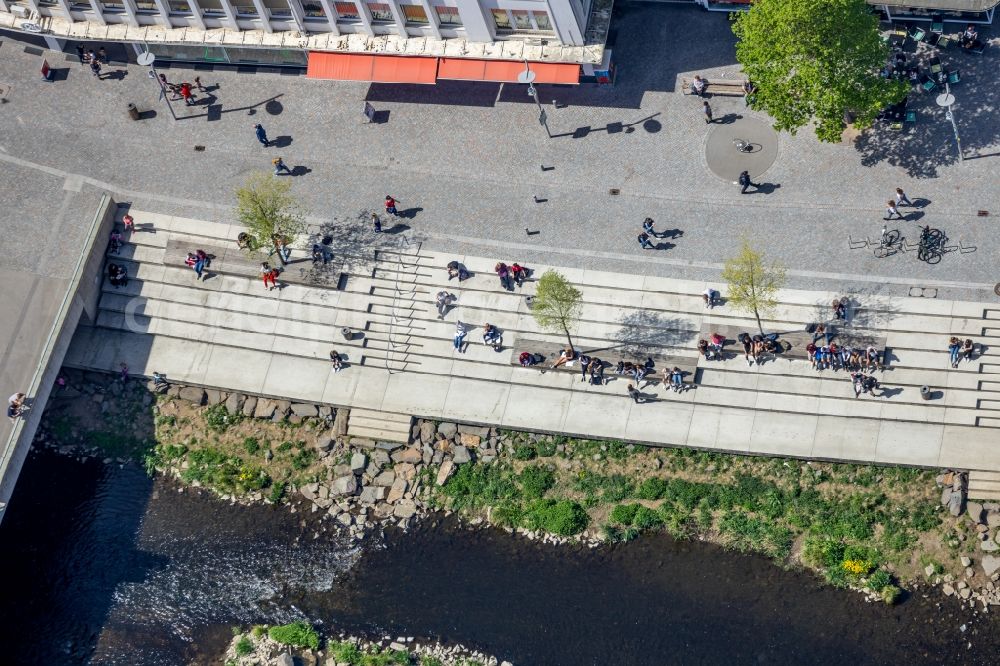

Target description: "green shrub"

left=519, top=466, right=555, bottom=499
left=867, top=569, right=892, bottom=591
left=442, top=464, right=518, bottom=510
left=880, top=584, right=902, bottom=605
left=421, top=657, right=444, bottom=666
left=234, top=636, right=253, bottom=657
left=243, top=437, right=261, bottom=455
left=268, top=481, right=287, bottom=504
left=491, top=502, right=524, bottom=528
left=633, top=505, right=663, bottom=529
left=601, top=475, right=634, bottom=502
left=513, top=444, right=537, bottom=461
left=535, top=438, right=558, bottom=457
left=205, top=403, right=242, bottom=432
left=331, top=641, right=363, bottom=664
left=277, top=441, right=294, bottom=453
left=609, top=503, right=639, bottom=525
left=718, top=510, right=793, bottom=560
left=251, top=625, right=266, bottom=639
left=291, top=448, right=317, bottom=471
left=524, top=499, right=589, bottom=536
left=268, top=622, right=319, bottom=650
left=636, top=477, right=668, bottom=500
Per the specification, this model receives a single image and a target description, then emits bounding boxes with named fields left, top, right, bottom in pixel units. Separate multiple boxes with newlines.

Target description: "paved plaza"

left=0, top=4, right=997, bottom=303
left=65, top=209, right=1000, bottom=471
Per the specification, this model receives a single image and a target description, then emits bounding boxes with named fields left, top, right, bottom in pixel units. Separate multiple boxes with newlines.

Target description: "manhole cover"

left=194, top=145, right=205, bottom=151
left=994, top=283, right=1000, bottom=296
left=609, top=188, right=620, bottom=195
left=978, top=210, right=990, bottom=217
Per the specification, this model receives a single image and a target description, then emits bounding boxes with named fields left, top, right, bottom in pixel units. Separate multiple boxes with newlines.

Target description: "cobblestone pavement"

left=0, top=3, right=998, bottom=301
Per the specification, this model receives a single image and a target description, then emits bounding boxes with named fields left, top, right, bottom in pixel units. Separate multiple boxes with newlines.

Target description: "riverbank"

left=223, top=622, right=506, bottom=666
left=34, top=369, right=1000, bottom=608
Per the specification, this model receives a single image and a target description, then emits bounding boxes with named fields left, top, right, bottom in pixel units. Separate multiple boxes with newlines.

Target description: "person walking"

left=260, top=262, right=277, bottom=291
left=385, top=195, right=398, bottom=216
left=271, top=233, right=290, bottom=266
left=884, top=200, right=903, bottom=220
left=272, top=157, right=292, bottom=176
left=738, top=170, right=758, bottom=194
left=637, top=232, right=654, bottom=250
left=627, top=384, right=642, bottom=404
left=371, top=213, right=382, bottom=233
left=894, top=187, right=912, bottom=206
left=642, top=218, right=658, bottom=237
left=254, top=123, right=269, bottom=147
left=702, top=100, right=713, bottom=124
left=90, top=59, right=102, bottom=79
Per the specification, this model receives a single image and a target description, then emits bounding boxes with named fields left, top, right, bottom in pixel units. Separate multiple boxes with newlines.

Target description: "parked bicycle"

left=873, top=225, right=902, bottom=258
left=917, top=226, right=945, bottom=264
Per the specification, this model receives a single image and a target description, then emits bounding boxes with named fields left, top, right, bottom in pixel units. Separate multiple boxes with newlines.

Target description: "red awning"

left=438, top=58, right=579, bottom=84
left=307, top=53, right=439, bottom=84
left=306, top=52, right=580, bottom=85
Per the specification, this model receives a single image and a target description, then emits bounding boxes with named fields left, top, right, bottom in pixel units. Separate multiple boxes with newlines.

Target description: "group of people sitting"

left=697, top=332, right=732, bottom=361
left=107, top=263, right=128, bottom=288
left=495, top=262, right=529, bottom=290
left=520, top=346, right=689, bottom=393
left=737, top=332, right=780, bottom=366
left=948, top=337, right=976, bottom=368
left=806, top=343, right=882, bottom=373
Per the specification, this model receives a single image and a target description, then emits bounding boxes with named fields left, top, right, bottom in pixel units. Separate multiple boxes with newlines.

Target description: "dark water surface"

left=0, top=448, right=996, bottom=665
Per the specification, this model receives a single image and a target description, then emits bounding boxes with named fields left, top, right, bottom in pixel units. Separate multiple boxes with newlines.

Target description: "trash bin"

left=920, top=385, right=931, bottom=400
left=127, top=103, right=140, bottom=121
left=341, top=327, right=352, bottom=341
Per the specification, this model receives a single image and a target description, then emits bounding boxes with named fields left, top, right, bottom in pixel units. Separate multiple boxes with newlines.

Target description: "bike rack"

left=848, top=234, right=870, bottom=249
left=959, top=239, right=978, bottom=254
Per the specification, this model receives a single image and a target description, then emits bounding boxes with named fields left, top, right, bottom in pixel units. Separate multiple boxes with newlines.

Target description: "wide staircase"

left=65, top=209, right=1000, bottom=470
left=346, top=408, right=413, bottom=444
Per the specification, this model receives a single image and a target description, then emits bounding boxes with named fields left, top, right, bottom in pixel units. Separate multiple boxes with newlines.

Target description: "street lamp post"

left=935, top=82, right=962, bottom=163
left=137, top=51, right=177, bottom=121
left=519, top=62, right=551, bottom=138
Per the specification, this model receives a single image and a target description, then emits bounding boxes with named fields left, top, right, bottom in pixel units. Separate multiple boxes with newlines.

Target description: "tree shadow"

left=854, top=42, right=1000, bottom=177
left=612, top=310, right=695, bottom=357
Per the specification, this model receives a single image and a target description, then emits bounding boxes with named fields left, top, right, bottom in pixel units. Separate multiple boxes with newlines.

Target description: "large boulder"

left=391, top=447, right=422, bottom=464
left=253, top=398, right=277, bottom=419
left=291, top=402, right=319, bottom=418
left=204, top=389, right=224, bottom=406
left=968, top=501, right=985, bottom=524
left=436, top=460, right=455, bottom=486
left=419, top=421, right=436, bottom=444
left=437, top=422, right=458, bottom=439
left=373, top=470, right=396, bottom=487
left=331, top=475, right=358, bottom=496
left=178, top=386, right=206, bottom=405
left=300, top=482, right=320, bottom=500
left=393, top=499, right=417, bottom=519
left=984, top=555, right=1000, bottom=577
left=452, top=446, right=471, bottom=464
left=224, top=392, right=244, bottom=415
left=358, top=486, right=386, bottom=504
left=333, top=409, right=350, bottom=437
left=948, top=491, right=964, bottom=517
left=276, top=654, right=295, bottom=666
left=241, top=395, right=258, bottom=417
left=387, top=477, right=409, bottom=503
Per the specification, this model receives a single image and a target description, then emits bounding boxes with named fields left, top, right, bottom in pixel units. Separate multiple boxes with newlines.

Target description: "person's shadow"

left=272, top=136, right=293, bottom=148
left=290, top=166, right=311, bottom=177
left=397, top=207, right=423, bottom=219
left=653, top=241, right=675, bottom=251
left=746, top=183, right=781, bottom=195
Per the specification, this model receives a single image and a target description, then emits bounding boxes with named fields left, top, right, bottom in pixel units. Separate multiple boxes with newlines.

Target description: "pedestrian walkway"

left=65, top=210, right=1000, bottom=471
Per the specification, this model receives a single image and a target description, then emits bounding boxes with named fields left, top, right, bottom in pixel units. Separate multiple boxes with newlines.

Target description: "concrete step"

left=349, top=415, right=412, bottom=434
left=345, top=424, right=412, bottom=443
left=968, top=473, right=1000, bottom=500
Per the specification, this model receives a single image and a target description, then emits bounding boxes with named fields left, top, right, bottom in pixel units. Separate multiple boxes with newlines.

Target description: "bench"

left=163, top=238, right=348, bottom=289
left=508, top=336, right=697, bottom=385
left=681, top=77, right=747, bottom=97
left=698, top=323, right=889, bottom=365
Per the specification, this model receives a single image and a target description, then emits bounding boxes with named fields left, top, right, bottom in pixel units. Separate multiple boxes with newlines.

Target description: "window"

left=533, top=11, right=551, bottom=31
left=302, top=1, right=325, bottom=16
left=234, top=3, right=258, bottom=15
left=101, top=1, right=127, bottom=10
left=511, top=9, right=531, bottom=30
left=491, top=8, right=511, bottom=30
left=367, top=2, right=393, bottom=21
left=269, top=5, right=291, bottom=17
left=335, top=1, right=359, bottom=18
left=401, top=3, right=427, bottom=24
left=169, top=0, right=192, bottom=14
left=434, top=5, right=460, bottom=25
left=134, top=0, right=158, bottom=11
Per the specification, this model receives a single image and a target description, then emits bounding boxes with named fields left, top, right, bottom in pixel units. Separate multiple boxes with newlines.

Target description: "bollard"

left=127, top=103, right=140, bottom=121
left=920, top=385, right=931, bottom=400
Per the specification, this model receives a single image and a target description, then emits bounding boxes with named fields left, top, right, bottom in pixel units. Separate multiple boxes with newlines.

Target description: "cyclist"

left=7, top=392, right=25, bottom=421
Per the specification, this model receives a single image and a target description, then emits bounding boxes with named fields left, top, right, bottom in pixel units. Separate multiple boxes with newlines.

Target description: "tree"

left=732, top=0, right=907, bottom=143
left=234, top=172, right=306, bottom=255
left=531, top=270, right=583, bottom=352
left=721, top=239, right=786, bottom=336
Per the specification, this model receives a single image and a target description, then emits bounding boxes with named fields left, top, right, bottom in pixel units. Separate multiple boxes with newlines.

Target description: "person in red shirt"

left=384, top=195, right=398, bottom=216
left=180, top=82, right=194, bottom=106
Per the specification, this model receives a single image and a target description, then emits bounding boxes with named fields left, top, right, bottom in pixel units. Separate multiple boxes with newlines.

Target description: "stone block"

left=452, top=445, right=471, bottom=464
left=333, top=409, right=350, bottom=437
left=395, top=462, right=416, bottom=480
left=241, top=395, right=258, bottom=416
left=968, top=501, right=985, bottom=524
left=300, top=482, right=320, bottom=500
left=376, top=441, right=403, bottom=452
left=291, top=402, right=319, bottom=418
left=436, top=460, right=455, bottom=486
left=350, top=452, right=367, bottom=473
left=359, top=486, right=386, bottom=504
left=204, top=389, right=224, bottom=406
left=331, top=475, right=358, bottom=496
left=253, top=398, right=277, bottom=419
left=373, top=470, right=396, bottom=487
left=459, top=433, right=481, bottom=448
left=457, top=424, right=490, bottom=438
left=391, top=447, right=422, bottom=464
left=387, top=477, right=409, bottom=503
left=224, top=392, right=244, bottom=415
left=393, top=499, right=417, bottom=519
left=178, top=386, right=205, bottom=405
left=437, top=422, right=458, bottom=439
left=351, top=438, right=376, bottom=450
left=419, top=420, right=436, bottom=444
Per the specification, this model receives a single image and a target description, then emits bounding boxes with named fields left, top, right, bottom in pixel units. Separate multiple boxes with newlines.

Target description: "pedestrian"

left=637, top=232, right=654, bottom=250
left=703, top=100, right=713, bottom=124
left=371, top=213, right=382, bottom=233
left=194, top=76, right=205, bottom=91
left=627, top=383, right=642, bottom=404
left=272, top=157, right=292, bottom=176
left=948, top=336, right=961, bottom=368
left=180, top=82, right=194, bottom=105
left=122, top=214, right=135, bottom=234
left=895, top=187, right=912, bottom=206
left=453, top=320, right=469, bottom=352
left=385, top=195, right=398, bottom=216
left=97, top=47, right=107, bottom=64
left=884, top=200, right=903, bottom=220
left=738, top=170, right=758, bottom=194
left=311, top=243, right=328, bottom=264
left=435, top=290, right=454, bottom=319
left=260, top=262, right=277, bottom=291
left=702, top=288, right=719, bottom=309
left=329, top=350, right=343, bottom=373
left=271, top=233, right=290, bottom=266
left=255, top=123, right=269, bottom=147
left=76, top=43, right=86, bottom=63
left=851, top=372, right=864, bottom=398
left=642, top=217, right=657, bottom=237
left=90, top=59, right=102, bottom=78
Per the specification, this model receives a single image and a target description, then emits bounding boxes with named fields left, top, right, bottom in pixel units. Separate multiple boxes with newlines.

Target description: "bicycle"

left=733, top=138, right=753, bottom=153
left=916, top=226, right=945, bottom=264
left=873, top=225, right=902, bottom=258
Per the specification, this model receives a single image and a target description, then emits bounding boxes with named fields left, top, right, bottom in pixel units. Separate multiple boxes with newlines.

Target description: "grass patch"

left=268, top=621, right=320, bottom=650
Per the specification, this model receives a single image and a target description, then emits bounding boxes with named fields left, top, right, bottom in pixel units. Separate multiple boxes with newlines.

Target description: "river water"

left=1, top=448, right=997, bottom=665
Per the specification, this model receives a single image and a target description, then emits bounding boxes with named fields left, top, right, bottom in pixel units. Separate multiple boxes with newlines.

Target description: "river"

left=0, top=448, right=995, bottom=665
